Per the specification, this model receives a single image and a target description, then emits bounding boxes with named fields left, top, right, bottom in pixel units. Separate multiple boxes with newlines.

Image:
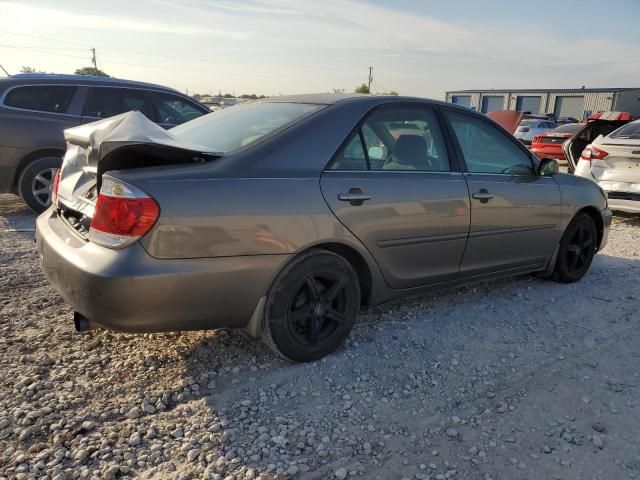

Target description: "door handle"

left=338, top=188, right=371, bottom=205
left=472, top=189, right=494, bottom=203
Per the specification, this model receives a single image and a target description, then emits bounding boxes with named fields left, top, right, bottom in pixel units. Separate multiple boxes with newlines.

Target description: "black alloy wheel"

left=262, top=250, right=360, bottom=362
left=288, top=274, right=349, bottom=347
left=553, top=213, right=598, bottom=283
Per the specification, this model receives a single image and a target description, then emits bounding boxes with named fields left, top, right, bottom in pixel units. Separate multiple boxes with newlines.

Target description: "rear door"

left=442, top=109, right=562, bottom=277
left=320, top=104, right=470, bottom=289
left=564, top=120, right=629, bottom=170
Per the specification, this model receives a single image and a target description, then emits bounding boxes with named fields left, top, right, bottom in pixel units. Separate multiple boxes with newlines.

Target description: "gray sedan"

left=36, top=94, right=611, bottom=362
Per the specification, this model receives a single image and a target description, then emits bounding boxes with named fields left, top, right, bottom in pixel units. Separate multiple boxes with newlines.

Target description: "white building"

left=445, top=88, right=640, bottom=120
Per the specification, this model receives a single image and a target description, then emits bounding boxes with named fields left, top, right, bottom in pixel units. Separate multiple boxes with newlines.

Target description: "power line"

left=0, top=30, right=355, bottom=72
left=0, top=44, right=347, bottom=80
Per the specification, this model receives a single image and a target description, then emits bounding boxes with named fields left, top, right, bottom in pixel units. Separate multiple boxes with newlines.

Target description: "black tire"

left=552, top=213, right=598, bottom=283
left=261, top=249, right=360, bottom=362
left=18, top=156, right=61, bottom=213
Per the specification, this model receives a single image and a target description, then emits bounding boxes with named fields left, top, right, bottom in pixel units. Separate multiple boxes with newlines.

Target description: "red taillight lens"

left=580, top=146, right=609, bottom=163
left=89, top=176, right=159, bottom=249
left=51, top=168, right=61, bottom=207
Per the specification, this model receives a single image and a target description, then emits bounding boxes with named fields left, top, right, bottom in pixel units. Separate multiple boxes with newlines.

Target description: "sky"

left=1, top=0, right=639, bottom=99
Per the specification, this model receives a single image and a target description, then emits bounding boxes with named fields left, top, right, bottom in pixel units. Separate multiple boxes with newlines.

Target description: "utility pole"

left=367, top=66, right=373, bottom=93
left=91, top=48, right=97, bottom=70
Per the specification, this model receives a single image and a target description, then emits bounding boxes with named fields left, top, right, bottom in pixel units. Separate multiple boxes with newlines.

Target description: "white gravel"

left=1, top=193, right=639, bottom=480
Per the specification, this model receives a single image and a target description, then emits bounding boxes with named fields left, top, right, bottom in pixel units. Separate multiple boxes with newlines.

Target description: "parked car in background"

left=37, top=94, right=611, bottom=362
left=0, top=74, right=209, bottom=212
left=563, top=111, right=635, bottom=173
left=514, top=117, right=556, bottom=145
left=574, top=119, right=640, bottom=213
left=558, top=117, right=580, bottom=125
left=531, top=123, right=582, bottom=164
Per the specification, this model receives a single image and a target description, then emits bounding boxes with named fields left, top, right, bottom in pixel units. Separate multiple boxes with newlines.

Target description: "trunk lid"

left=486, top=110, right=524, bottom=134
left=56, top=111, right=215, bottom=237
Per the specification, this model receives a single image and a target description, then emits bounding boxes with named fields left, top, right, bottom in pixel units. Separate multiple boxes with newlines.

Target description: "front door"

left=443, top=109, right=562, bottom=277
left=320, top=105, right=470, bottom=289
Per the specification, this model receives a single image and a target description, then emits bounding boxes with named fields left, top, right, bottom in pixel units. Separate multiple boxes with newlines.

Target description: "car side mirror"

left=537, top=158, right=559, bottom=176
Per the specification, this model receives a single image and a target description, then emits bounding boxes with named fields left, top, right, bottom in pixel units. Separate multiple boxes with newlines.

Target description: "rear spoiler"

left=63, top=111, right=216, bottom=184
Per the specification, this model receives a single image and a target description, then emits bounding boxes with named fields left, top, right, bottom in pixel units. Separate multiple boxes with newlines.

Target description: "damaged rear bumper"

left=35, top=209, right=289, bottom=333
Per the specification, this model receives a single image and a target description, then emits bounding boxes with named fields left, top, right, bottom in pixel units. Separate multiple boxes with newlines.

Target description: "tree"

left=354, top=84, right=370, bottom=94
left=193, top=93, right=202, bottom=101
left=223, top=93, right=234, bottom=98
left=332, top=88, right=345, bottom=94
left=74, top=66, right=109, bottom=77
left=385, top=90, right=399, bottom=96
left=20, top=66, right=41, bottom=74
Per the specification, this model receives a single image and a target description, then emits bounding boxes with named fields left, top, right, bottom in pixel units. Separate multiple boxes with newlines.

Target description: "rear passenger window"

left=329, top=106, right=450, bottom=172
left=151, top=92, right=204, bottom=126
left=329, top=133, right=367, bottom=170
left=83, top=87, right=151, bottom=120
left=445, top=111, right=533, bottom=175
left=4, top=85, right=76, bottom=113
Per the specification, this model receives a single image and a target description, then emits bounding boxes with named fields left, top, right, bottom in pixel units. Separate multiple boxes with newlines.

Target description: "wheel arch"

left=14, top=148, right=65, bottom=190
left=308, top=242, right=373, bottom=308
left=575, top=206, right=604, bottom=250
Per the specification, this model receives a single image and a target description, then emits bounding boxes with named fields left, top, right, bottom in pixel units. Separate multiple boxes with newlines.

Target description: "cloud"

left=0, top=1, right=248, bottom=39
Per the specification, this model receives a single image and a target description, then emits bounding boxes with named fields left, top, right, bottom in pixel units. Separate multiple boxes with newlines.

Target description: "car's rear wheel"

left=552, top=212, right=598, bottom=283
left=261, top=250, right=360, bottom=362
left=18, top=156, right=61, bottom=213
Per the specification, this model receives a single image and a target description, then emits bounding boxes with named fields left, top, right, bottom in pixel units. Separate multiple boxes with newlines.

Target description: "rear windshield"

left=170, top=102, right=323, bottom=153
left=608, top=121, right=640, bottom=140
left=4, top=85, right=77, bottom=113
left=552, top=123, right=582, bottom=134
left=519, top=119, right=537, bottom=127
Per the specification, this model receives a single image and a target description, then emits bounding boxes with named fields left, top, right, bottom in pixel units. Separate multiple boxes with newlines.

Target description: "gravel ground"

left=1, top=193, right=639, bottom=480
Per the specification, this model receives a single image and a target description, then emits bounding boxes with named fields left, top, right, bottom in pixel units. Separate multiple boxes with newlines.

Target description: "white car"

left=514, top=118, right=557, bottom=144
left=574, top=119, right=640, bottom=213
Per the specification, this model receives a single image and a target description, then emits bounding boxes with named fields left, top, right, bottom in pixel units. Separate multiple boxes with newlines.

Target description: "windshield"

left=171, top=102, right=324, bottom=153
left=552, top=124, right=582, bottom=134
left=608, top=121, right=640, bottom=140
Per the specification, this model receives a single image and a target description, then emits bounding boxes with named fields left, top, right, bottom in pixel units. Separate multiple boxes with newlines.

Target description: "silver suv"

left=0, top=74, right=209, bottom=212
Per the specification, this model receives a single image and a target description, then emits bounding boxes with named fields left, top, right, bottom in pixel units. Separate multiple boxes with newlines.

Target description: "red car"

left=531, top=123, right=583, bottom=164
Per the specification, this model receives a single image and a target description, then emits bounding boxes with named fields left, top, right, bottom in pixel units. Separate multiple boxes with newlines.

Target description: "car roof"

left=0, top=73, right=182, bottom=94
left=262, top=93, right=453, bottom=107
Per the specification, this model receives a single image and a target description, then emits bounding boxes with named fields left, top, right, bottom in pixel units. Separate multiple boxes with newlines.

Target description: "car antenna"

left=0, top=64, right=10, bottom=76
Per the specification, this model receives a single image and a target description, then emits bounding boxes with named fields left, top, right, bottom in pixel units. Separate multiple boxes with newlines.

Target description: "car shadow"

left=0, top=194, right=37, bottom=240
left=179, top=252, right=639, bottom=478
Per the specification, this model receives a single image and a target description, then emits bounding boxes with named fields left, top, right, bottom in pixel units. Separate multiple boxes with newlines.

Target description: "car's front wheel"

left=552, top=212, right=598, bottom=283
left=18, top=156, right=61, bottom=213
left=261, top=250, right=360, bottom=362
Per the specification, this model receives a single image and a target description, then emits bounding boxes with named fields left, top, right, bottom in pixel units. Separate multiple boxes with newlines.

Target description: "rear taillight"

left=51, top=168, right=61, bottom=207
left=580, top=146, right=609, bottom=163
left=89, top=176, right=160, bottom=249
left=532, top=135, right=543, bottom=144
